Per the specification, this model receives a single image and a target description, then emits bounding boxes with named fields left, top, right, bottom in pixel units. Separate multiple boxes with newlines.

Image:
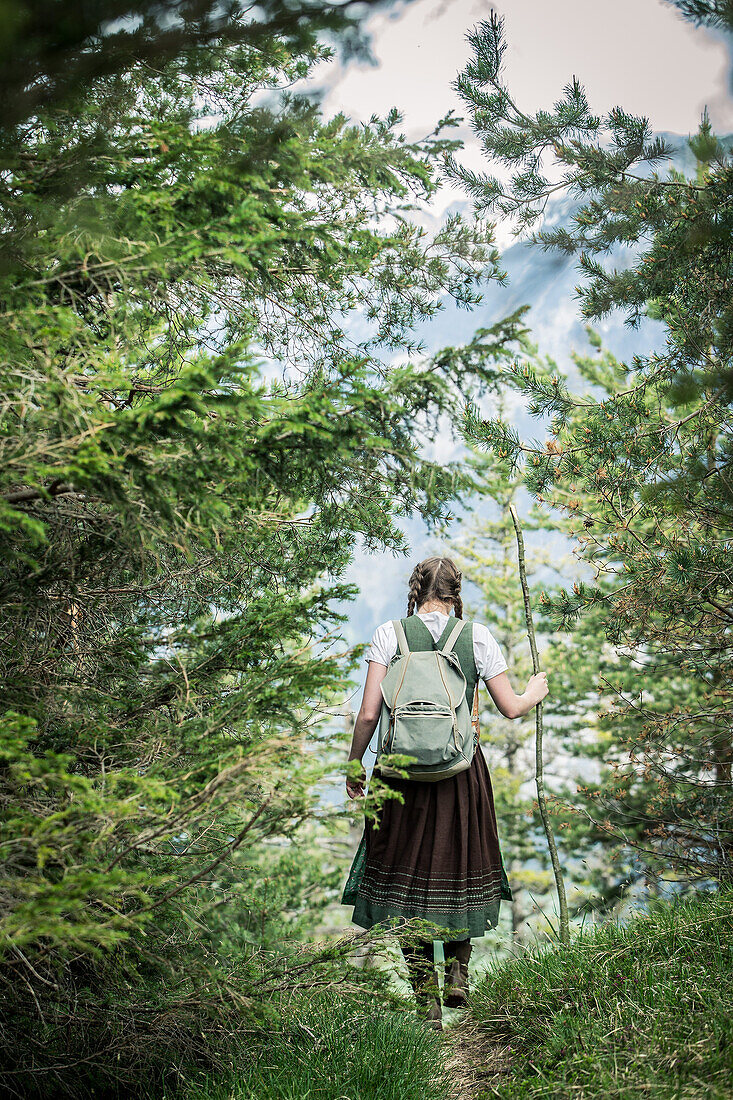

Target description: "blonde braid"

left=407, top=562, right=426, bottom=616
left=406, top=557, right=464, bottom=618
left=444, top=558, right=463, bottom=619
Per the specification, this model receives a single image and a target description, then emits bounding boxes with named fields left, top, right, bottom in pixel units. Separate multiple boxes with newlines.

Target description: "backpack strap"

left=393, top=619, right=410, bottom=657
left=440, top=618, right=465, bottom=656
left=472, top=682, right=480, bottom=739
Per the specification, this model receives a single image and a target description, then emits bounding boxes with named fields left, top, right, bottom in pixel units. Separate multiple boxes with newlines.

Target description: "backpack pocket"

left=384, top=703, right=459, bottom=765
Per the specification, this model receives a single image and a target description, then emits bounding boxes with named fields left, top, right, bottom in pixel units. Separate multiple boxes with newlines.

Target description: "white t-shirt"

left=364, top=610, right=508, bottom=682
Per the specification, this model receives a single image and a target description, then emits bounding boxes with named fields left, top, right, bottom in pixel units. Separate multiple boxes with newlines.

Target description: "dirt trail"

left=441, top=1016, right=514, bottom=1100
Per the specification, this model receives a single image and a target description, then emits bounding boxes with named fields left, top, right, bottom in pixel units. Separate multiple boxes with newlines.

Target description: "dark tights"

left=400, top=936, right=470, bottom=992
left=444, top=937, right=471, bottom=958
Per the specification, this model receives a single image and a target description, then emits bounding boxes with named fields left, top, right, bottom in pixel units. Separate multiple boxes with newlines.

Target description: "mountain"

left=328, top=132, right=700, bottom=694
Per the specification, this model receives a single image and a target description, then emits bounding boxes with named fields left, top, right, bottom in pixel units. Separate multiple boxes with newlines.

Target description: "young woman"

left=341, top=556, right=549, bottom=1030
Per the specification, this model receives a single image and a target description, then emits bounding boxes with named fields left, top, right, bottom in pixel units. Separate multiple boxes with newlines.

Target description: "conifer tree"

left=446, top=381, right=625, bottom=939
left=0, top=4, right=526, bottom=1092
left=450, top=9, right=733, bottom=894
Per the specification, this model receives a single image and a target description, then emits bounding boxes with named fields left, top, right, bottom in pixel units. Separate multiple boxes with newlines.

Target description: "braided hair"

left=406, top=556, right=464, bottom=619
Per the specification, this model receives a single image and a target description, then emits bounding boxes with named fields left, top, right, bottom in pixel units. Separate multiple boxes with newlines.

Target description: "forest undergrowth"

left=4, top=3, right=733, bottom=1098
left=154, top=889, right=732, bottom=1100
left=455, top=888, right=733, bottom=1100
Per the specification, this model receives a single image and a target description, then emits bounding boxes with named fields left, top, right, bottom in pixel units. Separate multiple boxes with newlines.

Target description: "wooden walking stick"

left=508, top=503, right=570, bottom=945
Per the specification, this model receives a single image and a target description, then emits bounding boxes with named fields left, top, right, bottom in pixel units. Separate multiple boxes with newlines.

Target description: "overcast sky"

left=323, top=0, right=733, bottom=133
left=314, top=0, right=733, bottom=662
left=316, top=0, right=733, bottom=237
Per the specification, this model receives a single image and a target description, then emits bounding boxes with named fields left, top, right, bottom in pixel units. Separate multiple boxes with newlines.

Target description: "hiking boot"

left=443, top=938, right=472, bottom=1008
left=422, top=995, right=443, bottom=1031
left=402, top=939, right=443, bottom=1030
left=408, top=966, right=443, bottom=1029
left=411, top=971, right=443, bottom=1030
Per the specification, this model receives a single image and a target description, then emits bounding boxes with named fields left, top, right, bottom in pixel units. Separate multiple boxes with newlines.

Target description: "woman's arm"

left=346, top=660, right=387, bottom=799
left=484, top=669, right=549, bottom=719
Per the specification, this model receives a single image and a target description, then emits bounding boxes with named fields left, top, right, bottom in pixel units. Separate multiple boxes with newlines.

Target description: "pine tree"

left=450, top=9, right=733, bottom=896
left=445, top=378, right=626, bottom=940
left=0, top=5, right=526, bottom=1092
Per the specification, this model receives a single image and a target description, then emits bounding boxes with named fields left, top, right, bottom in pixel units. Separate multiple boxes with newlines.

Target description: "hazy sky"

left=316, top=0, right=733, bottom=663
left=308, top=0, right=733, bottom=383
left=319, top=0, right=733, bottom=218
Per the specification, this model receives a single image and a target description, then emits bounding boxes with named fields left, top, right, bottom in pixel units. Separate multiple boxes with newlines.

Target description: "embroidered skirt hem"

left=341, top=746, right=512, bottom=940
left=350, top=896, right=501, bottom=938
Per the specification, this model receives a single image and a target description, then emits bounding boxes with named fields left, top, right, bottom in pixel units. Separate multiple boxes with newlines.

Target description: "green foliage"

left=176, top=989, right=450, bottom=1100
left=0, top=0, right=385, bottom=130
left=664, top=1, right=733, bottom=31
left=464, top=402, right=523, bottom=475
left=469, top=887, right=733, bottom=1099
left=450, top=13, right=733, bottom=891
left=0, top=711, right=162, bottom=953
left=0, top=3, right=520, bottom=1095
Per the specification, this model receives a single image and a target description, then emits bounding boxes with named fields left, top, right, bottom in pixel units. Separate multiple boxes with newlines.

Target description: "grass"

left=467, top=887, right=733, bottom=1099
left=178, top=989, right=450, bottom=1100
left=158, top=890, right=731, bottom=1100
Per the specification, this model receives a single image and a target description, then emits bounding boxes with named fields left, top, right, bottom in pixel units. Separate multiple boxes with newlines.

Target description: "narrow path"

left=441, top=1016, right=514, bottom=1099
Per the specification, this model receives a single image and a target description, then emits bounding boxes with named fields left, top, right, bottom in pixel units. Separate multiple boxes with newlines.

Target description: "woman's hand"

left=345, top=661, right=386, bottom=799
left=526, top=670, right=549, bottom=705
left=346, top=759, right=366, bottom=799
left=484, top=668, right=549, bottom=719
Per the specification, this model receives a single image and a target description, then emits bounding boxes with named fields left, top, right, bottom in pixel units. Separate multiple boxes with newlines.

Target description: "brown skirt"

left=342, top=746, right=513, bottom=939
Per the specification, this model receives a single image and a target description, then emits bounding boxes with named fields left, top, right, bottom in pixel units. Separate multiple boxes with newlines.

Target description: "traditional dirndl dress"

left=341, top=614, right=513, bottom=939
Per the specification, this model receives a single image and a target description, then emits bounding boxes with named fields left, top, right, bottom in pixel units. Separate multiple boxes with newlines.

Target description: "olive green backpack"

left=375, top=618, right=477, bottom=782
